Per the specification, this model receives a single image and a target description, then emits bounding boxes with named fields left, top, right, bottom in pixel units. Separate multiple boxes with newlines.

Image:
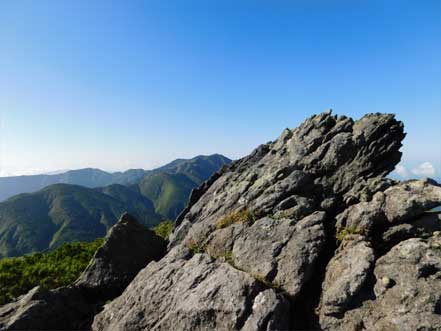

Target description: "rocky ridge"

left=0, top=213, right=166, bottom=330
left=1, top=111, right=441, bottom=331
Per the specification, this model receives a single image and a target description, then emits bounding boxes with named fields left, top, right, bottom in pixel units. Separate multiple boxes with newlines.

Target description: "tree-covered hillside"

left=0, top=238, right=103, bottom=305
left=135, top=154, right=231, bottom=219
left=0, top=155, right=232, bottom=258
left=0, top=184, right=160, bottom=258
left=0, top=155, right=231, bottom=202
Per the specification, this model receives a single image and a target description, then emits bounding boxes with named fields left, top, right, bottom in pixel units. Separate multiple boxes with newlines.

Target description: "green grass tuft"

left=336, top=225, right=366, bottom=242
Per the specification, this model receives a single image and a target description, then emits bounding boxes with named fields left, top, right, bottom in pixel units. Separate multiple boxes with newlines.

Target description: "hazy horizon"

left=1, top=1, right=440, bottom=180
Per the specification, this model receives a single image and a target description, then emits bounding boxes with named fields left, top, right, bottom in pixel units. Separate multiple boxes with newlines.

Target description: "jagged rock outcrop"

left=0, top=213, right=166, bottom=330
left=319, top=179, right=441, bottom=331
left=93, top=111, right=441, bottom=331
left=2, top=111, right=440, bottom=331
left=75, top=213, right=166, bottom=300
left=169, top=112, right=405, bottom=251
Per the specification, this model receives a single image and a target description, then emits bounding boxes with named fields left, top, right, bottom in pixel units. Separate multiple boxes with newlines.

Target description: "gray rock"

left=319, top=238, right=375, bottom=318
left=0, top=213, right=165, bottom=330
left=242, top=290, right=291, bottom=331
left=204, top=211, right=326, bottom=297
left=3, top=111, right=415, bottom=330
left=75, top=212, right=166, bottom=299
left=92, top=249, right=290, bottom=331
left=382, top=212, right=441, bottom=249
left=170, top=112, right=405, bottom=249
left=383, top=178, right=441, bottom=223
left=324, top=237, right=441, bottom=331
left=335, top=179, right=441, bottom=239
left=0, top=286, right=95, bottom=331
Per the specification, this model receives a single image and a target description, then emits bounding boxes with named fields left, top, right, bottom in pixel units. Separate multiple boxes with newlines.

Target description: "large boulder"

left=320, top=236, right=441, bottom=331
left=92, top=247, right=291, bottom=330
left=94, top=111, right=408, bottom=331
left=75, top=212, right=166, bottom=300
left=0, top=213, right=166, bottom=330
left=0, top=286, right=96, bottom=331
left=335, top=179, right=441, bottom=239
left=204, top=211, right=327, bottom=297
left=319, top=237, right=375, bottom=318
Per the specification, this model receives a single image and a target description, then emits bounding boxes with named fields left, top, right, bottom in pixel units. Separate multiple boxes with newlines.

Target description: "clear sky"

left=1, top=0, right=440, bottom=179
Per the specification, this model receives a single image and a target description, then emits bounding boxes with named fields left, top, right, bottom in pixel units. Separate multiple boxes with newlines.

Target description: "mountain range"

left=0, top=154, right=230, bottom=202
left=0, top=154, right=231, bottom=257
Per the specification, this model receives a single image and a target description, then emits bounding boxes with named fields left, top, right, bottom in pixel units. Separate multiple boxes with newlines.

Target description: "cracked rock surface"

left=93, top=247, right=291, bottom=331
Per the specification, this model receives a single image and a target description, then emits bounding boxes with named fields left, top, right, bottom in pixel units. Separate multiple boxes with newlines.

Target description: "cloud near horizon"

left=411, top=162, right=437, bottom=177
left=394, top=162, right=437, bottom=179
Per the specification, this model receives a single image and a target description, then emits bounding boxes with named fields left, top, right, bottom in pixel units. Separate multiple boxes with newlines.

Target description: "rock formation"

left=0, top=213, right=166, bottom=330
left=2, top=111, right=441, bottom=331
left=75, top=213, right=166, bottom=300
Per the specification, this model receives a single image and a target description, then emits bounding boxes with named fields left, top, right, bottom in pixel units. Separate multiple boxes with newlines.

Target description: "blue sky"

left=0, top=0, right=440, bottom=179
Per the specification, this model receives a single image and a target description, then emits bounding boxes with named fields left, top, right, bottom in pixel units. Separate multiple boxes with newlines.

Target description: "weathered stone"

left=242, top=290, right=291, bottom=331
left=325, top=237, right=441, bottom=331
left=382, top=212, right=441, bottom=249
left=92, top=250, right=290, bottom=331
left=383, top=179, right=441, bottom=223
left=335, top=180, right=441, bottom=240
left=3, top=111, right=417, bottom=330
left=0, top=286, right=95, bottom=331
left=75, top=212, right=166, bottom=300
left=204, top=211, right=326, bottom=297
left=319, top=238, right=375, bottom=318
left=0, top=213, right=165, bottom=330
left=170, top=112, right=405, bottom=249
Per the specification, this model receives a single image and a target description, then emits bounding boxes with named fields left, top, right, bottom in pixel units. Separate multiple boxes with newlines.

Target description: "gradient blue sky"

left=1, top=0, right=440, bottom=178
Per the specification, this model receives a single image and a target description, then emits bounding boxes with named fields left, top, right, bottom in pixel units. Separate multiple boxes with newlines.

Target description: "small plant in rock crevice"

left=335, top=225, right=366, bottom=242
left=186, top=238, right=206, bottom=256
left=215, top=209, right=256, bottom=230
left=252, top=274, right=286, bottom=293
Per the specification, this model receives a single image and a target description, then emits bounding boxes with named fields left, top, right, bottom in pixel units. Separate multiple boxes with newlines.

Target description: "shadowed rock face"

left=0, top=213, right=166, bottom=331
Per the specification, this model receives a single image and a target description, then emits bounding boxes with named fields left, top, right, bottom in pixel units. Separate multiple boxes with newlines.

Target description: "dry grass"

left=216, top=209, right=256, bottom=230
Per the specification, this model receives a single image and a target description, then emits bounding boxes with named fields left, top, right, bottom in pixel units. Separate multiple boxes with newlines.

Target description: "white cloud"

left=394, top=164, right=409, bottom=179
left=411, top=162, right=436, bottom=177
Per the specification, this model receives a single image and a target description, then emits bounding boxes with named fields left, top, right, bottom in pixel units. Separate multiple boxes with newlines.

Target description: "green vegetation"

left=138, top=173, right=196, bottom=220
left=0, top=238, right=103, bottom=305
left=154, top=154, right=231, bottom=184
left=336, top=225, right=366, bottom=242
left=138, top=154, right=231, bottom=220
left=153, top=220, right=174, bottom=240
left=0, top=155, right=232, bottom=258
left=216, top=209, right=256, bottom=230
left=0, top=183, right=161, bottom=258
left=186, top=239, right=205, bottom=255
